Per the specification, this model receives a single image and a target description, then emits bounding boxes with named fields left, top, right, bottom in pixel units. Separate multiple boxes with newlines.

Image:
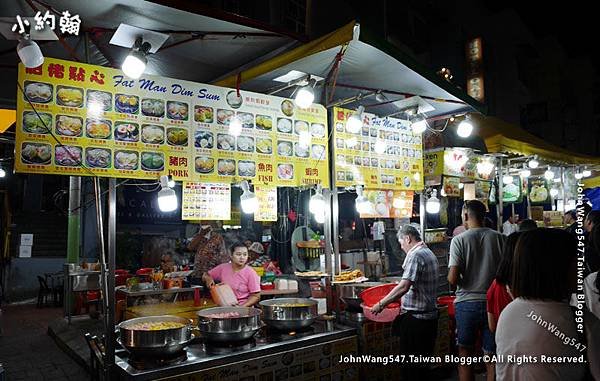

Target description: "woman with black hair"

left=486, top=232, right=521, bottom=333
left=202, top=241, right=261, bottom=307
left=584, top=224, right=600, bottom=380
left=495, top=229, right=585, bottom=380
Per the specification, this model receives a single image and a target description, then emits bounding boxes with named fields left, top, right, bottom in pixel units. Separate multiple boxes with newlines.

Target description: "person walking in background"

left=371, top=224, right=439, bottom=381
left=564, top=210, right=577, bottom=235
left=448, top=200, right=505, bottom=381
left=486, top=232, right=521, bottom=333
left=496, top=229, right=585, bottom=380
left=517, top=218, right=537, bottom=232
left=502, top=214, right=518, bottom=235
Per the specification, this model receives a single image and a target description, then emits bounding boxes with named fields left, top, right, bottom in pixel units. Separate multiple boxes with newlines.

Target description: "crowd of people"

left=375, top=199, right=600, bottom=380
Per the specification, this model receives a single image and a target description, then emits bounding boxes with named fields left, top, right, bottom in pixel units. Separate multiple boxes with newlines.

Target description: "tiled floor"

left=0, top=304, right=89, bottom=380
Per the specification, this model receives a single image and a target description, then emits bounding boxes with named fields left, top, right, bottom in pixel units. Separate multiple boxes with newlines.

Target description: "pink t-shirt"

left=208, top=263, right=261, bottom=305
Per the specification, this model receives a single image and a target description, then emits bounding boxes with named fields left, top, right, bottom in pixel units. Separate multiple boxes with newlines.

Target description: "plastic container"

left=288, top=280, right=298, bottom=291
left=274, top=279, right=288, bottom=290
left=210, top=283, right=238, bottom=306
left=361, top=303, right=400, bottom=323
left=437, top=295, right=456, bottom=318
left=359, top=283, right=400, bottom=308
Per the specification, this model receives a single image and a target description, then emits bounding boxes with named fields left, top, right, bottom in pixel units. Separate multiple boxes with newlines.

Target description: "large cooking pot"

left=260, top=298, right=318, bottom=330
left=117, top=315, right=194, bottom=356
left=197, top=307, right=262, bottom=342
left=338, top=282, right=383, bottom=310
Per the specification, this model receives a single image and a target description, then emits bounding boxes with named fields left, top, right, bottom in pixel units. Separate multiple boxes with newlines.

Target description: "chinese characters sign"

left=181, top=182, right=231, bottom=221
left=12, top=11, right=80, bottom=36
left=466, top=37, right=484, bottom=102
left=255, top=186, right=277, bottom=222
left=333, top=107, right=423, bottom=191
left=15, top=58, right=329, bottom=187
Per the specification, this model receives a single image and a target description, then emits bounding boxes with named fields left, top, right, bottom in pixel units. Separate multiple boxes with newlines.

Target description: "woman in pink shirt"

left=202, top=241, right=261, bottom=307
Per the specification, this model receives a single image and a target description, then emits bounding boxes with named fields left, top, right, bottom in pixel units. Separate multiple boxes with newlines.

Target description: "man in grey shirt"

left=448, top=200, right=504, bottom=381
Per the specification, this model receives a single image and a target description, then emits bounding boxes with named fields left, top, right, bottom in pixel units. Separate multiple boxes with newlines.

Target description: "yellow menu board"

left=359, top=189, right=414, bottom=218
left=181, top=182, right=231, bottom=220
left=332, top=107, right=423, bottom=190
left=15, top=58, right=329, bottom=187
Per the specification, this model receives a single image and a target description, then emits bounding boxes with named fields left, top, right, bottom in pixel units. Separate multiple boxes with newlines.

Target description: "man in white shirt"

left=502, top=214, right=518, bottom=235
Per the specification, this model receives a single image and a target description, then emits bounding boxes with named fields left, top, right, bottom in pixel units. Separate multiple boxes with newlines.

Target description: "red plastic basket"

left=437, top=296, right=456, bottom=318
left=359, top=283, right=400, bottom=308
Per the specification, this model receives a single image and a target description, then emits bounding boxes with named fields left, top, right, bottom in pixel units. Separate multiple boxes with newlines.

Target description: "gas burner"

left=204, top=339, right=256, bottom=355
left=257, top=325, right=317, bottom=343
left=345, top=311, right=367, bottom=323
left=127, top=351, right=187, bottom=370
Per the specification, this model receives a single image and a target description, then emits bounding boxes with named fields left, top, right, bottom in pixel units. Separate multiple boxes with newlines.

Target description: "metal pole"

left=419, top=192, right=426, bottom=234
left=67, top=177, right=81, bottom=264
left=497, top=160, right=504, bottom=231
left=105, top=178, right=116, bottom=378
left=561, top=167, right=566, bottom=213
left=323, top=188, right=333, bottom=314
left=331, top=187, right=340, bottom=276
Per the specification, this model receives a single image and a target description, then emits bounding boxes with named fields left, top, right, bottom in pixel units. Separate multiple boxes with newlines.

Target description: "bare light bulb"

left=346, top=106, right=364, bottom=134
left=294, top=84, right=315, bottom=109
left=457, top=119, right=473, bottom=138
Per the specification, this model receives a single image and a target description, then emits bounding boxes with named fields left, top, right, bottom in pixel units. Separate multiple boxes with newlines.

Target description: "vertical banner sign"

left=332, top=107, right=424, bottom=191
left=466, top=37, right=484, bottom=102
left=528, top=178, right=550, bottom=205
left=255, top=186, right=277, bottom=222
left=475, top=180, right=492, bottom=208
left=501, top=176, right=522, bottom=203
left=15, top=58, right=329, bottom=187
left=181, top=182, right=231, bottom=221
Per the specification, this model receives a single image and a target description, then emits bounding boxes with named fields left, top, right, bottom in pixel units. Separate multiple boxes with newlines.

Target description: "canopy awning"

left=584, top=176, right=600, bottom=189
left=473, top=114, right=600, bottom=166
left=215, top=21, right=485, bottom=120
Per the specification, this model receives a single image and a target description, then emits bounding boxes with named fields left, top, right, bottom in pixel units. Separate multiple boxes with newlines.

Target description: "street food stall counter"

left=115, top=321, right=358, bottom=381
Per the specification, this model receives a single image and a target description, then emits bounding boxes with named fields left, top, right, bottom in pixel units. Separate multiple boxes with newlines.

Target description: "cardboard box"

left=18, top=245, right=32, bottom=258
left=20, top=234, right=33, bottom=246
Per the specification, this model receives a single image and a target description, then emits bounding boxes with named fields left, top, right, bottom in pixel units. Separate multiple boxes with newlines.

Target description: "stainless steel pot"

left=197, top=307, right=262, bottom=342
left=117, top=315, right=194, bottom=356
left=260, top=298, right=318, bottom=330
left=338, top=282, right=383, bottom=310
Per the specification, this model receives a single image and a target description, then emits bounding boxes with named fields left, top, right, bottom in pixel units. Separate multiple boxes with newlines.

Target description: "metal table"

left=63, top=264, right=101, bottom=323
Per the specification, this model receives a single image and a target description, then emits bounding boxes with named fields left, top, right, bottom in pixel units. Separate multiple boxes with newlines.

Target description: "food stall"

left=15, top=53, right=362, bottom=380
left=213, top=20, right=487, bottom=379
left=475, top=114, right=600, bottom=227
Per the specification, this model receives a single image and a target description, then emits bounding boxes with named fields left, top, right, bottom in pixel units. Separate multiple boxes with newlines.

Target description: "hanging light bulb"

left=309, top=185, right=325, bottom=215
left=17, top=37, right=44, bottom=68
left=575, top=172, right=584, bottom=180
left=476, top=161, right=495, bottom=177
left=456, top=116, right=473, bottom=138
left=314, top=211, right=325, bottom=224
left=374, top=139, right=387, bottom=154
left=440, top=188, right=447, bottom=197
left=167, top=176, right=175, bottom=188
left=122, top=38, right=151, bottom=79
left=0, top=168, right=5, bottom=178
left=528, top=157, right=539, bottom=169
left=519, top=169, right=531, bottom=178
left=346, top=106, right=364, bottom=134
left=240, top=180, right=258, bottom=214
left=583, top=169, right=592, bottom=178
left=459, top=183, right=464, bottom=189
left=411, top=117, right=427, bottom=134
left=157, top=175, right=177, bottom=212
left=229, top=115, right=242, bottom=137
left=294, top=79, right=316, bottom=109
left=355, top=185, right=370, bottom=214
left=550, top=188, right=559, bottom=197
left=426, top=189, right=441, bottom=214
left=544, top=169, right=554, bottom=180
left=502, top=175, right=513, bottom=184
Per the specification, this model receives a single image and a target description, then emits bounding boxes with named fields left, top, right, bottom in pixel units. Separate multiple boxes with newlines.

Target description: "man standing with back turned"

left=448, top=200, right=504, bottom=381
left=371, top=224, right=439, bottom=380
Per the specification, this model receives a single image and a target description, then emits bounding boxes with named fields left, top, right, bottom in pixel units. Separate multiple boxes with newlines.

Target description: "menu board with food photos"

left=358, top=189, right=414, bottom=218
left=333, top=107, right=424, bottom=190
left=16, top=58, right=329, bottom=187
left=528, top=177, right=551, bottom=205
left=181, top=182, right=231, bottom=220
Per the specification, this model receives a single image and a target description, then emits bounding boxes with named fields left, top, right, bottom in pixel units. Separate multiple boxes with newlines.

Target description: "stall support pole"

left=497, top=161, right=504, bottom=231
left=66, top=177, right=81, bottom=264
left=323, top=188, right=333, bottom=314
left=105, top=178, right=116, bottom=378
left=561, top=167, right=566, bottom=213
left=419, top=192, right=426, bottom=234
left=331, top=187, right=341, bottom=276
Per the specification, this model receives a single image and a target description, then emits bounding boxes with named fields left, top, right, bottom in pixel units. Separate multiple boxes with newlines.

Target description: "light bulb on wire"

left=122, top=38, right=151, bottom=79
left=519, top=169, right=531, bottom=178
left=294, top=78, right=316, bottom=109
left=544, top=169, right=554, bottom=180
left=157, top=175, right=177, bottom=212
left=583, top=169, right=592, bottom=178
left=240, top=180, right=258, bottom=214
left=528, top=158, right=539, bottom=169
left=575, top=172, right=584, bottom=180
left=426, top=189, right=441, bottom=214
left=355, top=185, right=371, bottom=214
left=550, top=188, right=559, bottom=197
left=309, top=185, right=325, bottom=214
left=456, top=116, right=473, bottom=138
left=346, top=106, right=364, bottom=134
left=17, top=37, right=44, bottom=68
left=0, top=168, right=5, bottom=178
left=411, top=117, right=427, bottom=134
